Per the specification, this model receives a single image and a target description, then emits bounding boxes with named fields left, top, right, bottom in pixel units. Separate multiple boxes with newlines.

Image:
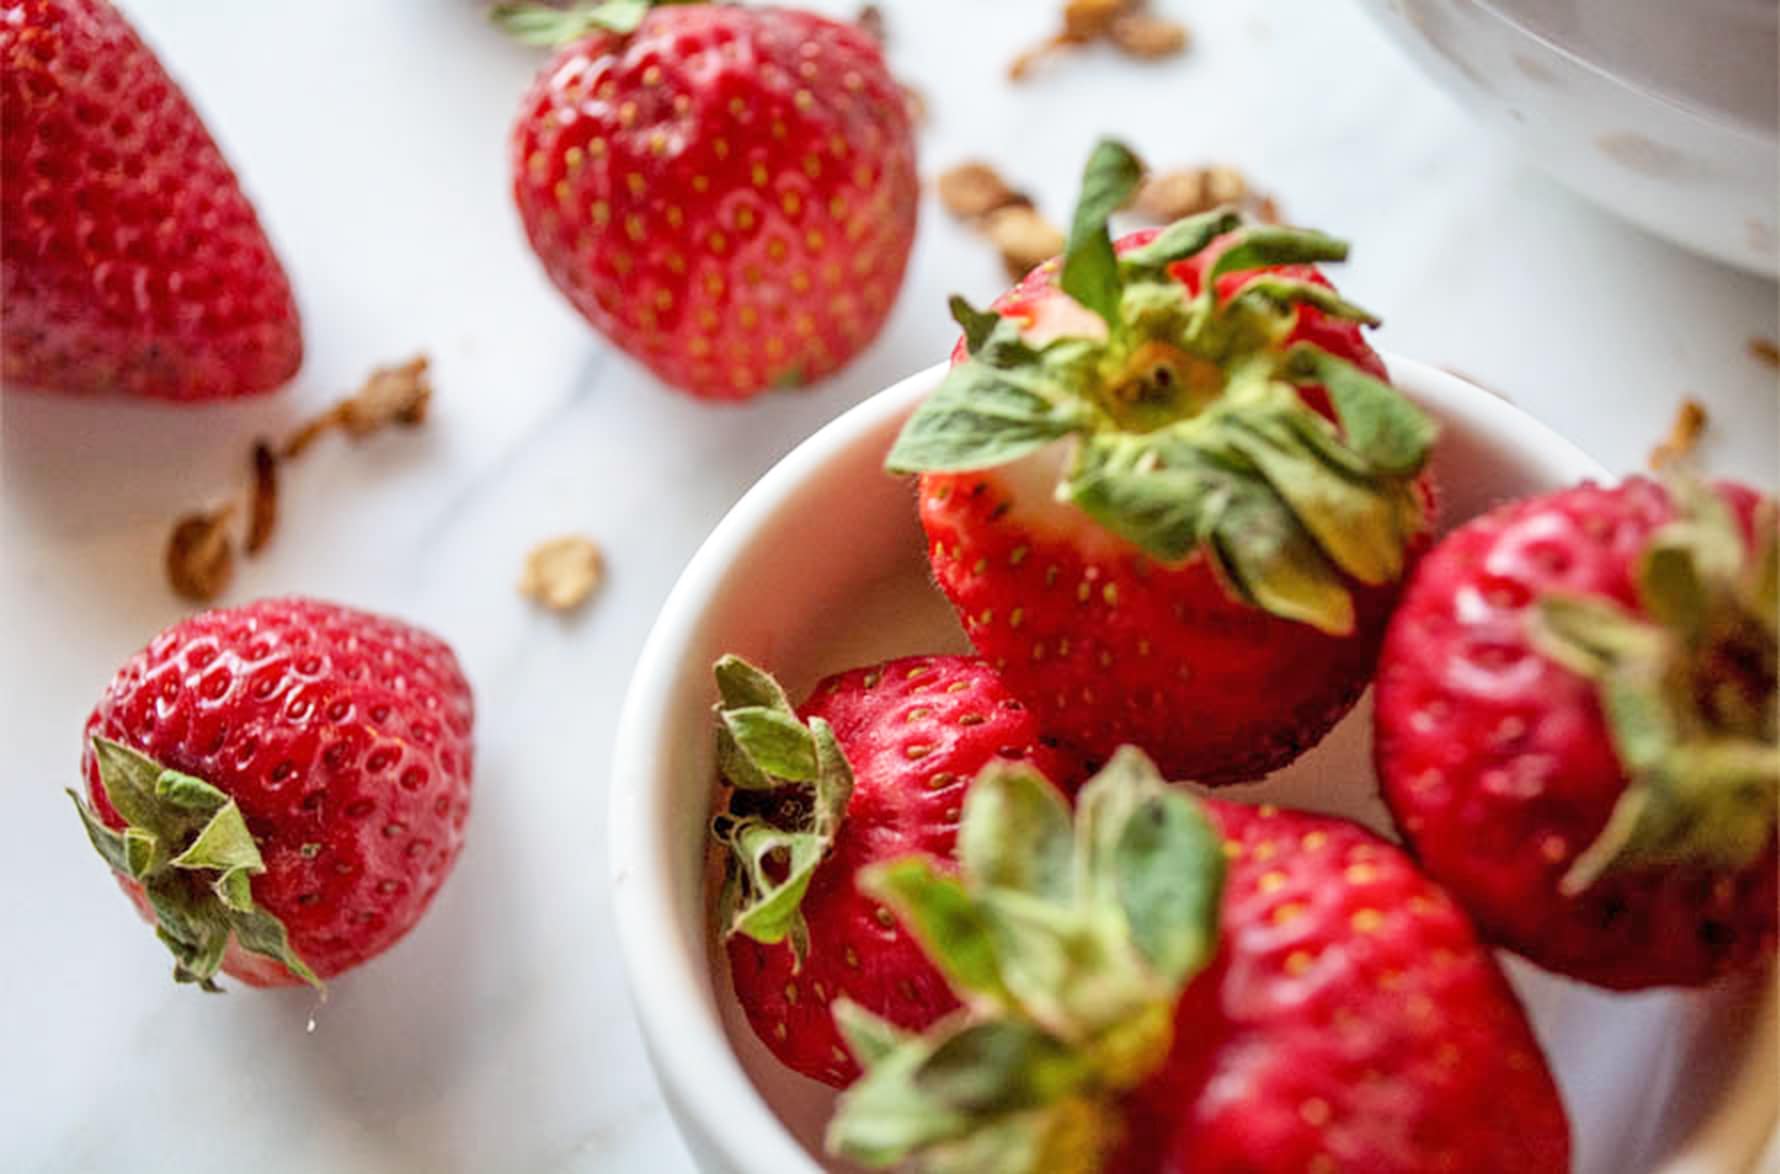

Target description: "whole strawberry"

left=506, top=1, right=918, bottom=400
left=889, top=140, right=1437, bottom=785
left=1, top=0, right=301, bottom=400
left=827, top=750, right=1571, bottom=1173
left=1375, top=477, right=1777, bottom=989
left=70, top=598, right=474, bottom=989
left=712, top=654, right=1084, bottom=1086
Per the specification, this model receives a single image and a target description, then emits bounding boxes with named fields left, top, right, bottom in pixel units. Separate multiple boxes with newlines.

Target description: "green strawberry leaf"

left=1203, top=224, right=1350, bottom=291
left=712, top=817, right=828, bottom=950
left=835, top=998, right=916, bottom=1070
left=168, top=797, right=266, bottom=918
left=958, top=765, right=1075, bottom=903
left=1117, top=209, right=1246, bottom=280
left=1085, top=749, right=1226, bottom=985
left=826, top=1025, right=973, bottom=1166
left=1219, top=399, right=1411, bottom=587
left=74, top=739, right=319, bottom=993
left=710, top=658, right=855, bottom=959
left=490, top=0, right=659, bottom=44
left=228, top=904, right=324, bottom=989
left=828, top=748, right=1226, bottom=1172
left=1066, top=430, right=1357, bottom=634
left=1059, top=139, right=1145, bottom=329
left=1227, top=276, right=1381, bottom=328
left=951, top=295, right=1004, bottom=356
left=1637, top=478, right=1744, bottom=639
left=66, top=790, right=131, bottom=875
left=913, top=1020, right=1087, bottom=1114
left=145, top=878, right=231, bottom=989
left=884, top=315, right=1092, bottom=474
left=713, top=654, right=820, bottom=791
left=864, top=857, right=1012, bottom=1006
left=170, top=798, right=263, bottom=876
left=714, top=653, right=797, bottom=712
left=720, top=707, right=818, bottom=783
left=1283, top=344, right=1437, bottom=477
left=1530, top=481, right=1779, bottom=891
left=91, top=738, right=182, bottom=842
left=1113, top=793, right=1224, bottom=985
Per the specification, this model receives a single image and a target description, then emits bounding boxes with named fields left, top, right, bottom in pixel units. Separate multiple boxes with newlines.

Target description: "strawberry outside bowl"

left=608, top=357, right=1779, bottom=1174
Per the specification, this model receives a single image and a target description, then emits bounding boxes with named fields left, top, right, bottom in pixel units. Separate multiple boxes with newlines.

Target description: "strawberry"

left=826, top=749, right=1571, bottom=1173
left=505, top=1, right=918, bottom=401
left=1, top=0, right=301, bottom=401
left=1374, top=476, right=1777, bottom=989
left=69, top=597, right=474, bottom=989
left=888, top=140, right=1437, bottom=784
left=711, top=654, right=1085, bottom=1086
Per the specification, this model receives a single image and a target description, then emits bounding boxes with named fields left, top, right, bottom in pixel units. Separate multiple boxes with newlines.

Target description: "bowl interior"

left=613, top=358, right=1775, bottom=1174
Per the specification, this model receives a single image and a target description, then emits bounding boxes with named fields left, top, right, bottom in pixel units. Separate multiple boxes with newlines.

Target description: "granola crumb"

left=937, top=161, right=1029, bottom=220
left=1109, top=10, right=1190, bottom=59
left=1649, top=398, right=1707, bottom=470
left=337, top=356, right=432, bottom=439
left=167, top=504, right=237, bottom=603
left=520, top=535, right=606, bottom=612
left=165, top=355, right=434, bottom=598
left=245, top=440, right=280, bottom=555
left=1132, top=165, right=1273, bottom=223
left=1062, top=0, right=1125, bottom=39
left=1749, top=337, right=1779, bottom=369
left=282, top=355, right=432, bottom=458
left=1011, top=0, right=1188, bottom=80
left=983, top=205, right=1067, bottom=280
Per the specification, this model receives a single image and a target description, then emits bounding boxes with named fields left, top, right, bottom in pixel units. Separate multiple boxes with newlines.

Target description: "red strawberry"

left=889, top=140, right=1437, bottom=784
left=712, top=654, right=1085, bottom=1086
left=1375, top=476, right=1777, bottom=989
left=70, top=597, right=474, bottom=989
left=506, top=2, right=917, bottom=400
left=826, top=749, right=1571, bottom=1173
left=2, top=0, right=301, bottom=400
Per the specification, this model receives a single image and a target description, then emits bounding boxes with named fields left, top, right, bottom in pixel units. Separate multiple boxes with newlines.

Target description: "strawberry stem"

left=1531, top=482, right=1779, bottom=891
left=489, top=0, right=693, bottom=45
left=825, top=748, right=1225, bottom=1171
left=709, top=657, right=855, bottom=963
left=69, top=738, right=320, bottom=991
left=886, top=136, right=1435, bottom=635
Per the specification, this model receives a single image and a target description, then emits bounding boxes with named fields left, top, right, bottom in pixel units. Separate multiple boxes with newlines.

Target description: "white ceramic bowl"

left=1356, top=0, right=1779, bottom=276
left=609, top=357, right=1779, bottom=1174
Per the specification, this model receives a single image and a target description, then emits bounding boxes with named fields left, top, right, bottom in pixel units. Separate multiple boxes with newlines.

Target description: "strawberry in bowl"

left=825, top=749, right=1571, bottom=1172
left=888, top=139, right=1437, bottom=784
left=712, top=653, right=1084, bottom=1087
left=1375, top=476, right=1777, bottom=989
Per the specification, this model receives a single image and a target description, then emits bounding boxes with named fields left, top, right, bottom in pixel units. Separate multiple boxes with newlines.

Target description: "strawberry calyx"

left=1531, top=483, right=1778, bottom=893
left=710, top=656, right=855, bottom=963
left=887, top=139, right=1437, bottom=635
left=67, top=738, right=320, bottom=992
left=825, top=748, right=1225, bottom=1172
left=490, top=0, right=695, bottom=44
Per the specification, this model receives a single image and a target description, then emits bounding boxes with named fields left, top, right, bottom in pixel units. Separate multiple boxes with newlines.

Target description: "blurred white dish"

left=1357, top=0, right=1779, bottom=276
left=608, top=357, right=1779, bottom=1173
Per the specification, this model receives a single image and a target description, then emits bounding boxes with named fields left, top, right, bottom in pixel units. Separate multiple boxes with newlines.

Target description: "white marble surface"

left=1, top=1, right=1774, bottom=1171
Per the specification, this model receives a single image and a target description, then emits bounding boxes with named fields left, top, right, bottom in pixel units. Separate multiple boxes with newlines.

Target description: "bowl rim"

left=607, top=354, right=1776, bottom=1174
